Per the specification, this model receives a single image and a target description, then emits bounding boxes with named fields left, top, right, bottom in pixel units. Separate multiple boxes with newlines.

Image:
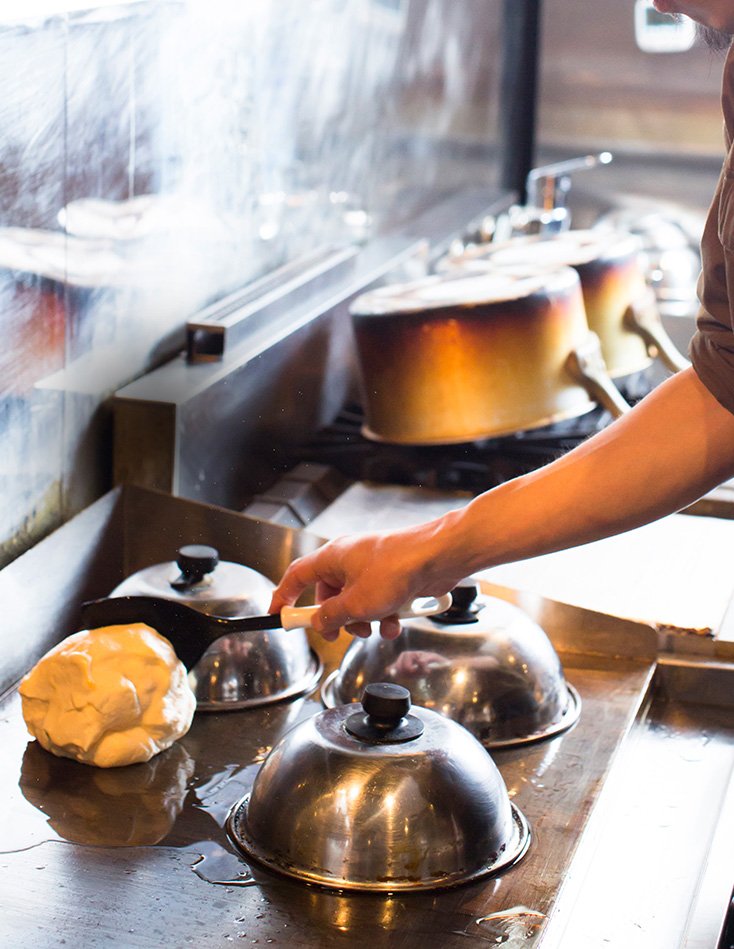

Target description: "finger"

left=269, top=555, right=330, bottom=611
left=276, top=554, right=321, bottom=599
left=378, top=615, right=402, bottom=640
left=344, top=621, right=373, bottom=639
left=315, top=580, right=342, bottom=604
left=313, top=595, right=360, bottom=634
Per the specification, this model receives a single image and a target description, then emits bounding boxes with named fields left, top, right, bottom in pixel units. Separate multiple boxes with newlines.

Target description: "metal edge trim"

left=487, top=684, right=582, bottom=749
left=193, top=649, right=323, bottom=712
left=225, top=795, right=531, bottom=893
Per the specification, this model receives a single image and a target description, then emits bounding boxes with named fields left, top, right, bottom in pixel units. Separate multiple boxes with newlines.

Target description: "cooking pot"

left=439, top=228, right=689, bottom=378
left=227, top=682, right=530, bottom=891
left=350, top=265, right=628, bottom=445
left=110, top=544, right=322, bottom=711
left=593, top=207, right=702, bottom=317
left=322, top=580, right=580, bottom=748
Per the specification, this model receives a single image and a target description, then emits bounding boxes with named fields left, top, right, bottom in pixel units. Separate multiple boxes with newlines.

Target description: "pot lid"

left=111, top=545, right=274, bottom=618
left=445, top=228, right=642, bottom=272
left=349, top=265, right=578, bottom=317
left=228, top=682, right=530, bottom=891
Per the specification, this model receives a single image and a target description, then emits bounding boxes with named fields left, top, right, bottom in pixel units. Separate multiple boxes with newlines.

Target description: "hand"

left=269, top=527, right=457, bottom=641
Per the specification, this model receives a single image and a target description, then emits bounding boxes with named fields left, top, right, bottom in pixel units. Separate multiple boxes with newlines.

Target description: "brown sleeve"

left=690, top=319, right=734, bottom=416
left=689, top=140, right=734, bottom=417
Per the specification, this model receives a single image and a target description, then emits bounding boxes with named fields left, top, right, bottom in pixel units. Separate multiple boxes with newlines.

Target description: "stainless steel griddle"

left=0, top=485, right=732, bottom=948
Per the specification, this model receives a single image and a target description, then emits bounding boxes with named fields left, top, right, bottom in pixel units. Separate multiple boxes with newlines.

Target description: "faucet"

left=526, top=151, right=613, bottom=223
left=493, top=151, right=614, bottom=241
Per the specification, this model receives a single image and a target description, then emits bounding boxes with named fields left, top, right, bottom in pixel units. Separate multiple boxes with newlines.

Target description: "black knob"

left=171, top=545, right=219, bottom=590
left=362, top=683, right=411, bottom=727
left=431, top=580, right=481, bottom=625
left=450, top=582, right=479, bottom=612
left=345, top=683, right=424, bottom=743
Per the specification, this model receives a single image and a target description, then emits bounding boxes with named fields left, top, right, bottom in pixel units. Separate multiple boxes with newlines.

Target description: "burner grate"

left=289, top=369, right=654, bottom=493
left=289, top=403, right=608, bottom=492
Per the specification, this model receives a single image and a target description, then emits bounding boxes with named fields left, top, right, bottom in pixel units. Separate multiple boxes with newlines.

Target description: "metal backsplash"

left=1, top=0, right=726, bottom=572
left=0, top=0, right=508, bottom=567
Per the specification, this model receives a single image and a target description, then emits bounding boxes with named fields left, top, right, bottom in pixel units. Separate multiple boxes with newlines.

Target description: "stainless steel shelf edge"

left=186, top=245, right=360, bottom=363
left=484, top=579, right=734, bottom=663
left=481, top=580, right=660, bottom=661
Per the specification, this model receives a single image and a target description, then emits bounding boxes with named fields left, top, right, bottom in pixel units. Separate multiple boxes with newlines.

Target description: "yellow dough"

left=19, top=623, right=196, bottom=768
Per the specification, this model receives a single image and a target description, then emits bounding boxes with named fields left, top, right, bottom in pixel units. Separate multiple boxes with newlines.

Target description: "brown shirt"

left=690, top=43, right=734, bottom=414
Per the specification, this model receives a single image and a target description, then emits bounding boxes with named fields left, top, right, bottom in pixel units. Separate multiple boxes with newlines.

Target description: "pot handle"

left=565, top=332, right=630, bottom=419
left=624, top=288, right=691, bottom=374
left=280, top=594, right=453, bottom=629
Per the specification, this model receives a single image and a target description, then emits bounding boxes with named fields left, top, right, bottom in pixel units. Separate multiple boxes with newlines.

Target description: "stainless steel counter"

left=547, top=658, right=734, bottom=949
left=0, top=487, right=732, bottom=948
left=0, top=652, right=650, bottom=948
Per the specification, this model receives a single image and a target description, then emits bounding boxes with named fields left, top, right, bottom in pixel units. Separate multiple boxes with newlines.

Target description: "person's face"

left=653, top=0, right=734, bottom=33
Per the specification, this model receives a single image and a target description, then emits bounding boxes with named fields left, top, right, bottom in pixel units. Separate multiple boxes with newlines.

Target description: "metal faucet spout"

left=526, top=151, right=614, bottom=214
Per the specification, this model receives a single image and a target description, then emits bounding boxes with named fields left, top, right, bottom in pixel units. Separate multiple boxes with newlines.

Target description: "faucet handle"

left=525, top=151, right=613, bottom=215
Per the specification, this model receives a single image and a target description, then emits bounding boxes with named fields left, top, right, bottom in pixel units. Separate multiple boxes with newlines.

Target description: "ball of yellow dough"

left=19, top=623, right=196, bottom=768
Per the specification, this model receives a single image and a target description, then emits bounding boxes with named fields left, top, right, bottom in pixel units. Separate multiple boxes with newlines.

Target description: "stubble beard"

left=695, top=23, right=733, bottom=51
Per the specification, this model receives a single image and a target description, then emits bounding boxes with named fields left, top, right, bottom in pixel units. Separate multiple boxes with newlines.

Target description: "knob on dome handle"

left=430, top=580, right=482, bottom=625
left=345, top=682, right=424, bottom=743
left=362, top=682, right=411, bottom=726
left=171, top=544, right=219, bottom=590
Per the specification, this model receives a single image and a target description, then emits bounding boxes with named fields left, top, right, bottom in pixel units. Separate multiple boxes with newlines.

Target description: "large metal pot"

left=440, top=228, right=689, bottom=378
left=228, top=682, right=530, bottom=892
left=110, top=544, right=322, bottom=711
left=350, top=265, right=628, bottom=445
left=593, top=207, right=702, bottom=318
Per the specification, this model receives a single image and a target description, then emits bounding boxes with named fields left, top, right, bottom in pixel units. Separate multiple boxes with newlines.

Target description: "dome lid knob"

left=171, top=545, right=220, bottom=590
left=345, top=683, right=424, bottom=743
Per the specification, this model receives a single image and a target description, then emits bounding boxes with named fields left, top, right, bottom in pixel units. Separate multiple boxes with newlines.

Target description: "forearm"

left=426, top=367, right=734, bottom=580
left=271, top=368, right=734, bottom=637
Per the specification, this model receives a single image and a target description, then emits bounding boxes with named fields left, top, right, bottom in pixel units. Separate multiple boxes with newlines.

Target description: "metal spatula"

left=78, top=593, right=452, bottom=670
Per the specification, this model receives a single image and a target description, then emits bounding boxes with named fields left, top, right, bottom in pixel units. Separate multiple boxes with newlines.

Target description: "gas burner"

left=289, top=404, right=609, bottom=493
left=290, top=369, right=653, bottom=494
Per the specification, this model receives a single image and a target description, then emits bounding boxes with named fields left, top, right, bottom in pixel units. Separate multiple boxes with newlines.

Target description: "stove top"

left=242, top=371, right=663, bottom=528
left=290, top=368, right=654, bottom=494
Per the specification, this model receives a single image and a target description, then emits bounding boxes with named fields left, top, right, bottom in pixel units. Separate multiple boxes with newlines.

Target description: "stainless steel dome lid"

left=111, top=545, right=321, bottom=711
left=322, top=581, right=580, bottom=748
left=228, top=683, right=530, bottom=892
left=111, top=544, right=275, bottom=617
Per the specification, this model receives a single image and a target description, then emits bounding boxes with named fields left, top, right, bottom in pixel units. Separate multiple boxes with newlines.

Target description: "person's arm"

left=271, top=367, right=734, bottom=639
